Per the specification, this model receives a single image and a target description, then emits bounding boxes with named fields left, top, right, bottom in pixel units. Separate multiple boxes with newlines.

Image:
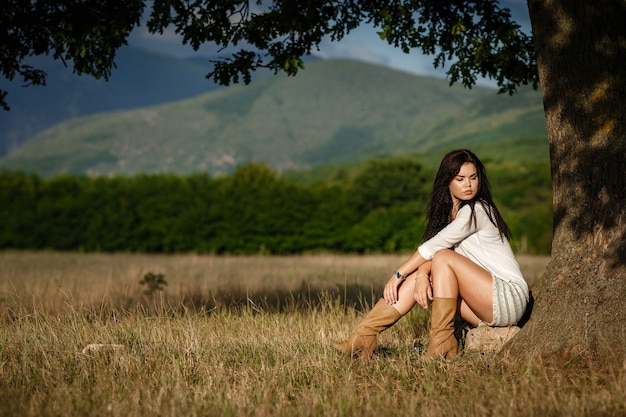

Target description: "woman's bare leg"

left=459, top=300, right=481, bottom=326
left=430, top=249, right=493, bottom=324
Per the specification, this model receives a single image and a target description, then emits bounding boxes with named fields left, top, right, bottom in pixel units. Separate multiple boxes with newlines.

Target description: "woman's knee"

left=430, top=249, right=459, bottom=290
left=431, top=249, right=456, bottom=269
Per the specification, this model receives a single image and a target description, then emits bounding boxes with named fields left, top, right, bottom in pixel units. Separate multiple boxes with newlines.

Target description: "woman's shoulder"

left=475, top=200, right=492, bottom=213
left=459, top=200, right=494, bottom=222
left=459, top=200, right=491, bottom=214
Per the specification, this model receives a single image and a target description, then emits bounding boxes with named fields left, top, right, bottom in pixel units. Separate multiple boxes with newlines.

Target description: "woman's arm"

left=383, top=205, right=487, bottom=305
left=417, top=204, right=478, bottom=260
left=413, top=261, right=433, bottom=308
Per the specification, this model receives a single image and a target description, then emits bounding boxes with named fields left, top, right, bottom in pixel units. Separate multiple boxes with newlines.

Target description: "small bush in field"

left=139, top=272, right=167, bottom=296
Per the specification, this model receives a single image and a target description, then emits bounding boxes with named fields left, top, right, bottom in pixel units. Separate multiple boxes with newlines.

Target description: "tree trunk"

left=504, top=0, right=626, bottom=368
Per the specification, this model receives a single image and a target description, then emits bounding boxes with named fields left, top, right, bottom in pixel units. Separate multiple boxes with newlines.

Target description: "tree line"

left=0, top=157, right=552, bottom=255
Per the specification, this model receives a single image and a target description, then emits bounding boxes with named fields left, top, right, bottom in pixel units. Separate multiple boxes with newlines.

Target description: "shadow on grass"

left=119, top=282, right=386, bottom=317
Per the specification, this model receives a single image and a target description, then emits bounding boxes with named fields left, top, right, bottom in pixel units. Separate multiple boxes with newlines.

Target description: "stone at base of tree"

left=82, top=343, right=125, bottom=354
left=464, top=326, right=520, bottom=354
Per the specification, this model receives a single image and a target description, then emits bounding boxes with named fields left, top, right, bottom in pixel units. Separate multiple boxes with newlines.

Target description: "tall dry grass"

left=0, top=252, right=548, bottom=315
left=1, top=252, right=623, bottom=417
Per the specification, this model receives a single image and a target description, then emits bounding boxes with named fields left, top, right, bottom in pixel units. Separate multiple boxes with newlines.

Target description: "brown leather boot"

left=333, top=298, right=402, bottom=359
left=424, top=297, right=459, bottom=359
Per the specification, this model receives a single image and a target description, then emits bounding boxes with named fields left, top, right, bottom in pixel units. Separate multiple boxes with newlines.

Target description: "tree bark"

left=504, top=0, right=626, bottom=368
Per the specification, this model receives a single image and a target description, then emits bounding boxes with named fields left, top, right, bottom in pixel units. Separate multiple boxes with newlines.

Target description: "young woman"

left=334, top=149, right=529, bottom=359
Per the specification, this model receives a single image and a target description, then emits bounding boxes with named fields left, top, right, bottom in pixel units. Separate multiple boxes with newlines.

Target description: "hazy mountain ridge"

left=0, top=59, right=547, bottom=177
left=0, top=46, right=223, bottom=156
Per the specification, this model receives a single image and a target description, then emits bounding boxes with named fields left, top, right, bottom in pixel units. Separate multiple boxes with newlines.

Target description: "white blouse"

left=417, top=203, right=528, bottom=291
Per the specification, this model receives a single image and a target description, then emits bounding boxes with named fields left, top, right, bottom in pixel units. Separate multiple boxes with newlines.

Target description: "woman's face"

left=449, top=162, right=479, bottom=205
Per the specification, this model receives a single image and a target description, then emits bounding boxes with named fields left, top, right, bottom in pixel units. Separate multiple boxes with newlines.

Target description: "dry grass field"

left=1, top=251, right=624, bottom=417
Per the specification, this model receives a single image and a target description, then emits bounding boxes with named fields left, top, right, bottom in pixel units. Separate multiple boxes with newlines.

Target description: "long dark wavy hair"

left=422, top=149, right=511, bottom=242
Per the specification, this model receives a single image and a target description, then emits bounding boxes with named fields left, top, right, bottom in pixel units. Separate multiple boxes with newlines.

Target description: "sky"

left=128, top=0, right=532, bottom=87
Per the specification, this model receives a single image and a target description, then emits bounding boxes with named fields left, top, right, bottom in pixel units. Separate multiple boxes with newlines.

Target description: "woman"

left=334, top=149, right=529, bottom=360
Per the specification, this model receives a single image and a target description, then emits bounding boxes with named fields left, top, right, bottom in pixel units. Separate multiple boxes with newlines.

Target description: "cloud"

left=129, top=27, right=192, bottom=57
left=314, top=25, right=446, bottom=77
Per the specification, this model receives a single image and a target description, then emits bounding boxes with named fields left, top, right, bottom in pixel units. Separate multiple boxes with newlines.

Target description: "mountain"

left=0, top=59, right=547, bottom=177
left=0, top=46, right=224, bottom=156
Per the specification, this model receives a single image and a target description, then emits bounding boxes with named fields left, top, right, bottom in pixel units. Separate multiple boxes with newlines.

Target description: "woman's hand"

left=383, top=251, right=428, bottom=304
left=383, top=274, right=403, bottom=304
left=413, top=274, right=433, bottom=308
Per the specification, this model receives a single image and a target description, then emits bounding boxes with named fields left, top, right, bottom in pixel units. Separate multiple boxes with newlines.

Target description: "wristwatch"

left=393, top=271, right=407, bottom=281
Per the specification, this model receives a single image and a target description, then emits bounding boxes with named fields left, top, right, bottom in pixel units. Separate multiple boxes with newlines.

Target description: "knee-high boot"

left=333, top=298, right=402, bottom=359
left=424, top=297, right=459, bottom=359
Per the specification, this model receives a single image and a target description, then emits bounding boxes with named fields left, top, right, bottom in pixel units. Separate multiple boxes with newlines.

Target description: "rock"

left=464, top=326, right=520, bottom=353
left=82, top=343, right=125, bottom=354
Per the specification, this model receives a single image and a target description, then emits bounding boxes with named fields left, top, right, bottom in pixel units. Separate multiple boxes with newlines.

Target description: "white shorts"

left=487, top=276, right=529, bottom=327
